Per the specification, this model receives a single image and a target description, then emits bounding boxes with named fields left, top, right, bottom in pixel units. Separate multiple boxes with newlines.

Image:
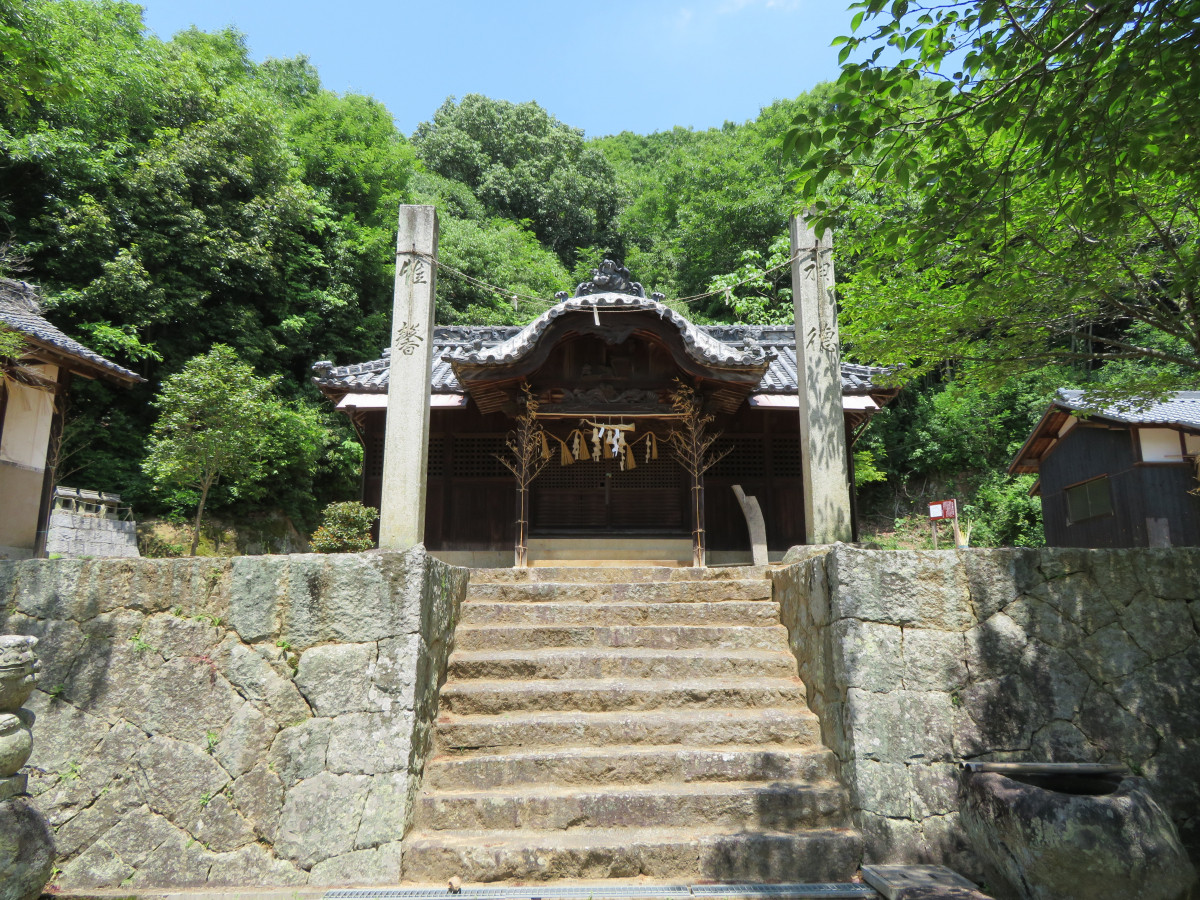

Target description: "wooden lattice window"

left=367, top=432, right=385, bottom=478
left=709, top=436, right=766, bottom=479
left=427, top=435, right=446, bottom=477
left=451, top=435, right=509, bottom=478
left=770, top=435, right=803, bottom=478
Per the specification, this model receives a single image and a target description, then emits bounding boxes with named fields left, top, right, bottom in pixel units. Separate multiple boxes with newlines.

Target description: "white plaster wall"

left=0, top=369, right=56, bottom=469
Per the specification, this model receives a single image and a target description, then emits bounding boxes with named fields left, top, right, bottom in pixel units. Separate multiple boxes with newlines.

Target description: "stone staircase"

left=402, top=566, right=862, bottom=884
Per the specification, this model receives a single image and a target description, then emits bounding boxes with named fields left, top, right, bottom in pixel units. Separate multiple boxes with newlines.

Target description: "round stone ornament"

left=0, top=714, right=32, bottom=778
left=0, top=637, right=37, bottom=712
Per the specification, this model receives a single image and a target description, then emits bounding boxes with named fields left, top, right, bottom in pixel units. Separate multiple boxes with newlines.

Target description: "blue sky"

left=136, top=0, right=854, bottom=138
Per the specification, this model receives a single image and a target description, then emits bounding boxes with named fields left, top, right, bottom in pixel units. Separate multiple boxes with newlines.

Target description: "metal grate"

left=325, top=885, right=877, bottom=900
left=691, top=886, right=877, bottom=898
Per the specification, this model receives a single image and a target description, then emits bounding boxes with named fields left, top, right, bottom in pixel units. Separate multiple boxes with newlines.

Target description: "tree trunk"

left=190, top=478, right=213, bottom=557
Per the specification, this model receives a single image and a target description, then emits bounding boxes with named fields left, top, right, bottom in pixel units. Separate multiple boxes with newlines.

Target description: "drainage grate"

left=691, top=887, right=877, bottom=898
left=326, top=891, right=689, bottom=900
left=325, top=886, right=876, bottom=900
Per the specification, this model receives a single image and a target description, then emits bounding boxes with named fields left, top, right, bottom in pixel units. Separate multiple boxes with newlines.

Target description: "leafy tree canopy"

left=788, top=0, right=1200, bottom=395
left=143, top=344, right=325, bottom=555
left=594, top=97, right=808, bottom=305
left=413, top=95, right=621, bottom=267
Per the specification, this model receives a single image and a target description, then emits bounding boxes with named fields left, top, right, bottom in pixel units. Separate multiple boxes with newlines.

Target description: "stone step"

left=447, top=648, right=797, bottom=681
left=440, top=677, right=807, bottom=716
left=470, top=566, right=771, bottom=584
left=460, top=599, right=781, bottom=627
left=416, top=781, right=848, bottom=832
left=400, top=826, right=863, bottom=883
left=466, top=581, right=773, bottom=604
left=424, top=745, right=839, bottom=791
left=454, top=624, right=790, bottom=652
left=436, top=708, right=822, bottom=753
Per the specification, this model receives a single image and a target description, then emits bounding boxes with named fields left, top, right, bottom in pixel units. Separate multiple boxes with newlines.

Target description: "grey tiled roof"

left=457, top=294, right=774, bottom=369
left=313, top=321, right=890, bottom=396
left=0, top=279, right=143, bottom=383
left=1058, top=389, right=1200, bottom=429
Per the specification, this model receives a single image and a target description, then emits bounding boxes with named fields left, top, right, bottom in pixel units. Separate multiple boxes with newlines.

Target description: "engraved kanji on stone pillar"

left=790, top=214, right=852, bottom=544
left=379, top=205, right=438, bottom=550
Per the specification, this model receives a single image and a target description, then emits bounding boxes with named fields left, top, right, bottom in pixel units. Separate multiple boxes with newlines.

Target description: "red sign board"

left=929, top=499, right=957, bottom=520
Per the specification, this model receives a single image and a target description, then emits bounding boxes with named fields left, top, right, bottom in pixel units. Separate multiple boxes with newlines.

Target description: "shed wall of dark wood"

left=359, top=402, right=839, bottom=552
left=1039, top=424, right=1200, bottom=547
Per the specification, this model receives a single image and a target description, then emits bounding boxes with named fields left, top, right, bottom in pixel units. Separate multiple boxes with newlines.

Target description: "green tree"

left=143, top=345, right=325, bottom=556
left=0, top=4, right=411, bottom=507
left=0, top=0, right=76, bottom=114
left=788, top=1, right=1200, bottom=394
left=413, top=95, right=621, bottom=266
left=408, top=171, right=571, bottom=324
left=595, top=97, right=810, bottom=303
left=706, top=233, right=793, bottom=324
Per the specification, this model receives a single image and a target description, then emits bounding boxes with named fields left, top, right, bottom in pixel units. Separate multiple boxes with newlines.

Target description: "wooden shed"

left=0, top=278, right=143, bottom=559
left=1010, top=389, right=1200, bottom=548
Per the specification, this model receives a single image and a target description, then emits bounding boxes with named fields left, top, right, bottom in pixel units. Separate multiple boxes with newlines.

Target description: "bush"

left=963, top=473, right=1044, bottom=547
left=309, top=501, right=378, bottom=553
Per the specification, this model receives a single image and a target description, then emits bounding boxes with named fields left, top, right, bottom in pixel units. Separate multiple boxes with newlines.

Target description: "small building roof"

left=313, top=322, right=891, bottom=399
left=1056, top=389, right=1200, bottom=429
left=0, top=278, right=143, bottom=384
left=1010, top=389, right=1200, bottom=474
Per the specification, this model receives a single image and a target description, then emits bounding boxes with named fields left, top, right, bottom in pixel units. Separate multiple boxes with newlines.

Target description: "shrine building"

left=314, top=264, right=894, bottom=567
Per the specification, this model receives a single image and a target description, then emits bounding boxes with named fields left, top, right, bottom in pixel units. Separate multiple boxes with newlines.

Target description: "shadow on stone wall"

left=957, top=549, right=1200, bottom=864
left=773, top=546, right=1200, bottom=879
left=0, top=549, right=468, bottom=890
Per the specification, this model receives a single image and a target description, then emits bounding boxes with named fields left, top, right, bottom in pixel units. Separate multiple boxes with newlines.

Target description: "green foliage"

left=853, top=449, right=887, bottom=487
left=861, top=370, right=1075, bottom=481
left=413, top=95, right=620, bottom=267
left=432, top=214, right=570, bottom=325
left=0, top=2, right=410, bottom=511
left=0, top=327, right=23, bottom=360
left=309, top=500, right=378, bottom=553
left=143, top=345, right=325, bottom=555
left=0, top=0, right=76, bottom=115
left=963, top=473, right=1045, bottom=548
left=594, top=98, right=805, bottom=303
left=788, top=1, right=1200, bottom=393
left=707, top=233, right=793, bottom=324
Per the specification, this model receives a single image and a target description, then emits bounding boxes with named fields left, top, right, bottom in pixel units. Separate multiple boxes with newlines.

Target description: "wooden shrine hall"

left=313, top=264, right=895, bottom=566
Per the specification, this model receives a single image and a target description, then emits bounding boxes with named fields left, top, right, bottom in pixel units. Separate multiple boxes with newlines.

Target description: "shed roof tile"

left=0, top=279, right=143, bottom=383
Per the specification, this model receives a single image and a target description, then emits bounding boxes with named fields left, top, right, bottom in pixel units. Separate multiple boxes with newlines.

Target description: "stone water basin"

left=959, top=762, right=1196, bottom=900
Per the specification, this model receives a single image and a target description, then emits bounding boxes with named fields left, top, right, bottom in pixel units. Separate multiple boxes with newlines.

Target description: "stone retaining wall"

left=773, top=546, right=1200, bottom=876
left=0, top=547, right=468, bottom=889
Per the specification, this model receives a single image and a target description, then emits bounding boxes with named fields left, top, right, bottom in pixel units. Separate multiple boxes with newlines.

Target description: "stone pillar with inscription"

left=379, top=205, right=438, bottom=550
left=790, top=214, right=853, bottom=544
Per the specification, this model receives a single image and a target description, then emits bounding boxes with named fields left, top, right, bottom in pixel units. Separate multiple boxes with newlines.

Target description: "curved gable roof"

left=452, top=294, right=773, bottom=370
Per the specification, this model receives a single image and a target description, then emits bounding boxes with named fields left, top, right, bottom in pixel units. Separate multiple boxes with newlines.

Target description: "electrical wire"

left=406, top=250, right=804, bottom=316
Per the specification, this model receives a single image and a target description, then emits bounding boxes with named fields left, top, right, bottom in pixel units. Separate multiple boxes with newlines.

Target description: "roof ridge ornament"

left=556, top=259, right=664, bottom=301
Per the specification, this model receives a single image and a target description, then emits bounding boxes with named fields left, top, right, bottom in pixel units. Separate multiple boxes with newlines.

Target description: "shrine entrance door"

left=530, top=447, right=689, bottom=535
